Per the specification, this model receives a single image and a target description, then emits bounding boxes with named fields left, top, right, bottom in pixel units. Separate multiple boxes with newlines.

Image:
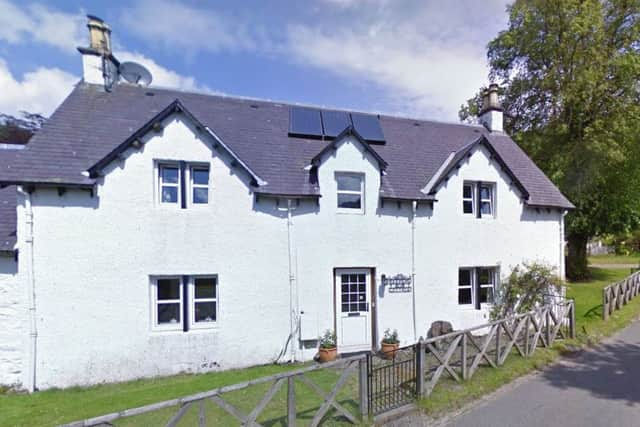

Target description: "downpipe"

left=20, top=187, right=37, bottom=392
left=275, top=199, right=298, bottom=363
left=411, top=200, right=417, bottom=342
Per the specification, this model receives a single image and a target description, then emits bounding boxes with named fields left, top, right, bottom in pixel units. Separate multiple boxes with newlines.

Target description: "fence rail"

left=62, top=302, right=575, bottom=426
left=602, top=271, right=640, bottom=320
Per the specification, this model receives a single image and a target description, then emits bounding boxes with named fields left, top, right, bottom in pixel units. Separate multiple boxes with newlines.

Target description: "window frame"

left=335, top=172, right=365, bottom=214
left=479, top=183, right=494, bottom=218
left=457, top=266, right=498, bottom=309
left=189, top=275, right=219, bottom=329
left=188, top=164, right=211, bottom=207
left=158, top=162, right=181, bottom=206
left=462, top=182, right=475, bottom=215
left=151, top=276, right=184, bottom=331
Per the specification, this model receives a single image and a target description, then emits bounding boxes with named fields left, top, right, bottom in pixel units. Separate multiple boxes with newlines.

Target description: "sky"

left=0, top=0, right=511, bottom=122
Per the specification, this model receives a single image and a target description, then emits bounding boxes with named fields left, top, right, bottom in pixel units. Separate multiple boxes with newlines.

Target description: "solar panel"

left=321, top=110, right=352, bottom=138
left=289, top=107, right=323, bottom=138
left=350, top=112, right=385, bottom=143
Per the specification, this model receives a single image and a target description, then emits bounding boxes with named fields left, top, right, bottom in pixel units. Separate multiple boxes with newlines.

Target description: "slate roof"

left=0, top=149, right=17, bottom=252
left=0, top=82, right=573, bottom=209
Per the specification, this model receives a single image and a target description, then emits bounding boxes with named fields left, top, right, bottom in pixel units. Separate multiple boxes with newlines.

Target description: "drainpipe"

left=286, top=199, right=297, bottom=362
left=20, top=187, right=37, bottom=392
left=560, top=210, right=567, bottom=281
left=411, top=200, right=417, bottom=342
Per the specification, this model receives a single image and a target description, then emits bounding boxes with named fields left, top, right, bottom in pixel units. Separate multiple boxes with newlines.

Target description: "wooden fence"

left=602, top=270, right=640, bottom=320
left=61, top=355, right=367, bottom=427
left=414, top=300, right=575, bottom=397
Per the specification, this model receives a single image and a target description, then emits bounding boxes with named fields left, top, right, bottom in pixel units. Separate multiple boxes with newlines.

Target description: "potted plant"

left=381, top=329, right=400, bottom=359
left=318, top=330, right=337, bottom=362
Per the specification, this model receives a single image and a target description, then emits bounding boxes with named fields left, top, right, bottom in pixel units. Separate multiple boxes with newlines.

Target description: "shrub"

left=490, top=262, right=562, bottom=320
left=382, top=328, right=399, bottom=344
left=319, top=330, right=336, bottom=349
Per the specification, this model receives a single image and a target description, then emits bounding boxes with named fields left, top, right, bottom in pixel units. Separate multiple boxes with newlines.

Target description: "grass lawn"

left=588, top=253, right=640, bottom=265
left=420, top=266, right=637, bottom=418
left=3, top=266, right=638, bottom=427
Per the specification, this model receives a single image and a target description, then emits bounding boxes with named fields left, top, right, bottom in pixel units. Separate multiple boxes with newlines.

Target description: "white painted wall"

left=0, top=254, right=24, bottom=387
left=5, top=122, right=564, bottom=389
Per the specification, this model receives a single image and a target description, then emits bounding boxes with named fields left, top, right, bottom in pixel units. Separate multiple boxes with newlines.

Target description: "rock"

left=427, top=320, right=454, bottom=339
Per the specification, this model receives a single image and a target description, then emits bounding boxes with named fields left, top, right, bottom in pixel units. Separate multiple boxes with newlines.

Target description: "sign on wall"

left=382, top=274, right=412, bottom=293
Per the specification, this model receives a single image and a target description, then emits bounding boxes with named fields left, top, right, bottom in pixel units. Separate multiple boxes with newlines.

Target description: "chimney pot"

left=479, top=83, right=503, bottom=132
left=87, top=15, right=112, bottom=55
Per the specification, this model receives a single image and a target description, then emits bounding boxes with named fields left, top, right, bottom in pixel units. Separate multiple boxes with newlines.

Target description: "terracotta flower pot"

left=381, top=342, right=399, bottom=359
left=319, top=347, right=337, bottom=363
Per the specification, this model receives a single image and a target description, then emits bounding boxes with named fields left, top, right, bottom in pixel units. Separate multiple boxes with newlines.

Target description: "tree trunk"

left=567, top=232, right=590, bottom=280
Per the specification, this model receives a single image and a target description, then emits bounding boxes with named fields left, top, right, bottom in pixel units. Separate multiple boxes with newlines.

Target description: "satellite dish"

left=119, top=62, right=153, bottom=86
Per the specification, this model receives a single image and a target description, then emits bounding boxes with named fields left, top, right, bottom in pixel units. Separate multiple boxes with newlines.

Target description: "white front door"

left=335, top=269, right=372, bottom=353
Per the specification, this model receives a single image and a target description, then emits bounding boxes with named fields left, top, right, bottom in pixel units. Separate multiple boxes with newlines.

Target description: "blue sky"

left=0, top=0, right=510, bottom=121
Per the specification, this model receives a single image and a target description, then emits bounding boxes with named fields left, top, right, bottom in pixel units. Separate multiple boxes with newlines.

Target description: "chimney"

left=479, top=83, right=503, bottom=133
left=77, top=15, right=119, bottom=87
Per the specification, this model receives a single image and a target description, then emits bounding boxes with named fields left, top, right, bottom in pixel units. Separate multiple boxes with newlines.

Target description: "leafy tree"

left=461, top=0, right=640, bottom=279
left=490, top=262, right=561, bottom=320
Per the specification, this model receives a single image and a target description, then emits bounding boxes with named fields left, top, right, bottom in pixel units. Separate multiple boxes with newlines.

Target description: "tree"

left=460, top=0, right=640, bottom=279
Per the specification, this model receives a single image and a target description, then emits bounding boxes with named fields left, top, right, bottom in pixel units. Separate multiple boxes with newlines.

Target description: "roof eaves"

left=310, top=125, right=387, bottom=170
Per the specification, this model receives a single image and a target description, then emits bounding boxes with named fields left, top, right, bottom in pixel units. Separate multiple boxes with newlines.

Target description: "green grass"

left=588, top=253, right=640, bottom=265
left=419, top=266, right=639, bottom=419
left=0, top=362, right=361, bottom=427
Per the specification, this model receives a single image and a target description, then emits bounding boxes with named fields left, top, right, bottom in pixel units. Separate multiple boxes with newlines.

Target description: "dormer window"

left=336, top=172, right=364, bottom=213
left=463, top=181, right=495, bottom=218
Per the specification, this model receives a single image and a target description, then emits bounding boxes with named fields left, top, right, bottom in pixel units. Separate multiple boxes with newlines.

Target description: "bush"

left=490, top=262, right=562, bottom=320
left=319, top=330, right=336, bottom=349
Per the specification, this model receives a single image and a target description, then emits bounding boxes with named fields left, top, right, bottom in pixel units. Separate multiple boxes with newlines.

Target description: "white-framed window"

left=463, top=183, right=474, bottom=215
left=479, top=184, right=493, bottom=216
left=159, top=163, right=180, bottom=205
left=190, top=276, right=218, bottom=328
left=462, top=182, right=495, bottom=218
left=336, top=172, right=365, bottom=213
left=190, top=165, right=210, bottom=205
left=152, top=277, right=183, bottom=330
left=458, top=267, right=497, bottom=308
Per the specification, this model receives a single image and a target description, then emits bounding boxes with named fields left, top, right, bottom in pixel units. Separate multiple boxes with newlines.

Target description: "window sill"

left=336, top=209, right=365, bottom=215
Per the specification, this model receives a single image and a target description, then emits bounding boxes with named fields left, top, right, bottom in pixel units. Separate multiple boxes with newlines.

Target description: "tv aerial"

left=118, top=62, right=153, bottom=86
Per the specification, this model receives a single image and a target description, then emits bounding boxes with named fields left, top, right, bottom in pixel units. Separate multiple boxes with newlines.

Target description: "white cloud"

left=287, top=0, right=510, bottom=120
left=0, top=0, right=84, bottom=53
left=118, top=51, right=217, bottom=93
left=0, top=58, right=78, bottom=116
left=121, top=0, right=263, bottom=54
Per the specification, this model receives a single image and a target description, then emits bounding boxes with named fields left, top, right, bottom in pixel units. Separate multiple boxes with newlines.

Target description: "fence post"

left=603, top=287, right=609, bottom=320
left=359, top=358, right=368, bottom=418
left=524, top=315, right=530, bottom=356
left=495, top=323, right=501, bottom=365
left=416, top=338, right=425, bottom=396
left=461, top=333, right=468, bottom=380
left=287, top=375, right=296, bottom=425
left=545, top=309, right=551, bottom=346
left=569, top=300, right=576, bottom=339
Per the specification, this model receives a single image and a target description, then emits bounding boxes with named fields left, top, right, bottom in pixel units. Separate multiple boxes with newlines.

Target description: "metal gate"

left=367, top=345, right=417, bottom=415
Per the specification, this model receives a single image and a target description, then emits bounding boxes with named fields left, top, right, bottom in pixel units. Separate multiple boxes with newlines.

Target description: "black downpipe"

left=476, top=181, right=482, bottom=219
left=475, top=268, right=481, bottom=310
left=180, top=161, right=187, bottom=209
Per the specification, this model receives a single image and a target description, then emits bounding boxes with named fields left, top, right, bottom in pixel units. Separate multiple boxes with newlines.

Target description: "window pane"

left=195, top=278, right=216, bottom=298
left=463, top=200, right=473, bottom=214
left=192, top=168, right=209, bottom=185
left=195, top=302, right=216, bottom=322
left=479, top=287, right=494, bottom=304
left=193, top=187, right=208, bottom=204
left=157, top=303, right=180, bottom=324
left=459, top=269, right=471, bottom=286
left=337, top=174, right=362, bottom=191
left=480, top=185, right=491, bottom=200
left=162, top=186, right=178, bottom=203
left=481, top=201, right=492, bottom=215
left=350, top=303, right=358, bottom=312
left=458, top=288, right=472, bottom=305
left=161, top=167, right=179, bottom=184
left=358, top=283, right=365, bottom=292
left=338, top=193, right=361, bottom=209
left=359, top=302, right=368, bottom=312
left=463, top=184, right=472, bottom=199
left=478, top=268, right=493, bottom=284
left=342, top=303, right=349, bottom=312
left=157, top=279, right=180, bottom=300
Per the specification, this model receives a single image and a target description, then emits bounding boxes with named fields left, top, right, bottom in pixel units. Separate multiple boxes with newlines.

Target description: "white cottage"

left=0, top=16, right=573, bottom=391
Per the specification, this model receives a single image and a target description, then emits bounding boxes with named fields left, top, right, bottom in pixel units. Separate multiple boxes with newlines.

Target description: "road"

left=445, top=319, right=640, bottom=427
